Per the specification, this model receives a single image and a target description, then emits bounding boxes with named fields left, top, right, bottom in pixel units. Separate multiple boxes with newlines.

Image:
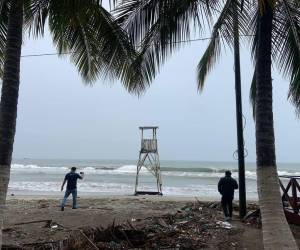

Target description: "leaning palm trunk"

left=0, top=0, right=23, bottom=247
left=255, top=3, right=298, bottom=249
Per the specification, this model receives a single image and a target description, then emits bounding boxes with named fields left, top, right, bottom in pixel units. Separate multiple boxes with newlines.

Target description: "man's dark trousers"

left=221, top=196, right=233, bottom=217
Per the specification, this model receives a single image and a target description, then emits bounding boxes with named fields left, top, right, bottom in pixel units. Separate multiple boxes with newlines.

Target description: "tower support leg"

left=134, top=151, right=162, bottom=195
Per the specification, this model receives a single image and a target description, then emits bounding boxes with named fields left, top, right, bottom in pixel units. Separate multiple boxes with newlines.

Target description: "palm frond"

left=23, top=0, right=50, bottom=37
left=197, top=0, right=231, bottom=91
left=250, top=67, right=256, bottom=119
left=247, top=5, right=259, bottom=117
left=281, top=0, right=300, bottom=49
left=114, top=0, right=220, bottom=83
left=248, top=6, right=258, bottom=60
left=48, top=0, right=147, bottom=93
left=283, top=26, right=300, bottom=115
left=0, top=0, right=8, bottom=13
left=24, top=0, right=120, bottom=38
left=197, top=0, right=250, bottom=90
left=115, top=0, right=216, bottom=45
left=0, top=0, right=8, bottom=79
left=196, top=29, right=222, bottom=91
left=272, top=0, right=300, bottom=114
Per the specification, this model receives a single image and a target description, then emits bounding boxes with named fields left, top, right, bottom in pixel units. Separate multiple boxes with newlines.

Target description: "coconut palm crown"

left=0, top=0, right=153, bottom=91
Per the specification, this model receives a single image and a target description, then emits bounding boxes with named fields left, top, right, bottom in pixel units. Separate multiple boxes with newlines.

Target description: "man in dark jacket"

left=60, top=167, right=84, bottom=211
left=218, top=170, right=238, bottom=220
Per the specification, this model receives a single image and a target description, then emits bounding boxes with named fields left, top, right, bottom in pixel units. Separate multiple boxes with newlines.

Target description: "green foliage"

left=115, top=0, right=219, bottom=84
left=274, top=0, right=300, bottom=115
left=114, top=0, right=300, bottom=115
left=197, top=0, right=250, bottom=91
left=248, top=0, right=300, bottom=115
left=0, top=0, right=149, bottom=93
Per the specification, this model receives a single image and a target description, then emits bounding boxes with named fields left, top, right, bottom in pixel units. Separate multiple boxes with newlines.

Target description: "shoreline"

left=6, top=192, right=258, bottom=203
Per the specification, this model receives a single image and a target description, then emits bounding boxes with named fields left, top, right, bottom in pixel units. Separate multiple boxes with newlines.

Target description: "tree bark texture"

left=255, top=2, right=298, bottom=249
left=0, top=0, right=23, bottom=247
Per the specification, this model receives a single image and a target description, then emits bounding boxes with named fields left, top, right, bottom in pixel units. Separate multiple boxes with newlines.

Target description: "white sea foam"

left=11, top=164, right=68, bottom=172
left=12, top=164, right=43, bottom=169
left=8, top=181, right=134, bottom=193
left=10, top=163, right=300, bottom=180
left=8, top=181, right=258, bottom=199
left=9, top=181, right=60, bottom=192
left=11, top=164, right=148, bottom=175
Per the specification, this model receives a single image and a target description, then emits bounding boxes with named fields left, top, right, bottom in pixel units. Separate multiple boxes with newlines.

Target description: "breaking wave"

left=10, top=163, right=300, bottom=180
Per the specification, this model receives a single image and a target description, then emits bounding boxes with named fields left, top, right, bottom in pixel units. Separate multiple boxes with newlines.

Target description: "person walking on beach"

left=60, top=167, right=84, bottom=211
left=218, top=170, right=238, bottom=221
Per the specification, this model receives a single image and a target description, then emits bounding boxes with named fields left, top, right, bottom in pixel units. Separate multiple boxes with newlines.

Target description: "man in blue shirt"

left=60, top=167, right=84, bottom=211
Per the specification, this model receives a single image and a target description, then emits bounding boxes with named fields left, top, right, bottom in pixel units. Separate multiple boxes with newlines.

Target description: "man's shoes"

left=224, top=216, right=232, bottom=222
left=61, top=207, right=64, bottom=211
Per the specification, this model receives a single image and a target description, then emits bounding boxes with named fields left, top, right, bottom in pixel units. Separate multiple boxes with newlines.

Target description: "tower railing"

left=141, top=139, right=157, bottom=153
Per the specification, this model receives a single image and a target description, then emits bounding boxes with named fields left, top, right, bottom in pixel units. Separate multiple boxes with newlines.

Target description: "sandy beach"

left=0, top=196, right=275, bottom=249
left=2, top=195, right=300, bottom=249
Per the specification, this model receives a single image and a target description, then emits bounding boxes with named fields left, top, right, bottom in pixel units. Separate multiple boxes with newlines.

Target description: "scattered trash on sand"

left=216, top=221, right=232, bottom=229
left=3, top=200, right=260, bottom=250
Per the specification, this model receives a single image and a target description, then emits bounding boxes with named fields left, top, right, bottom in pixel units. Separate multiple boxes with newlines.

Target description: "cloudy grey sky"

left=12, top=24, right=300, bottom=163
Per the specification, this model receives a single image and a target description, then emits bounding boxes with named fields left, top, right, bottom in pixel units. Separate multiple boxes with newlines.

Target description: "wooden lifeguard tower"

left=134, top=126, right=163, bottom=195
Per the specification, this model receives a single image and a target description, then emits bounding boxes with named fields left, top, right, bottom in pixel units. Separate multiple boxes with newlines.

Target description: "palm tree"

left=0, top=0, right=150, bottom=246
left=198, top=0, right=300, bottom=248
left=114, top=0, right=300, bottom=248
left=198, top=0, right=248, bottom=217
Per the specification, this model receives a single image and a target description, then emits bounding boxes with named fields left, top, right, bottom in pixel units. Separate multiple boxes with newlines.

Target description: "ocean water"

left=8, top=159, right=300, bottom=200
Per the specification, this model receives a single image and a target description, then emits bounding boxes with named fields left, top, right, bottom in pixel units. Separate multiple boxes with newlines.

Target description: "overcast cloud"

left=11, top=26, right=300, bottom=163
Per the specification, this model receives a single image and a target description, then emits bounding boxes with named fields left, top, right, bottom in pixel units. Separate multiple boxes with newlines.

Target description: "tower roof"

left=139, top=126, right=159, bottom=130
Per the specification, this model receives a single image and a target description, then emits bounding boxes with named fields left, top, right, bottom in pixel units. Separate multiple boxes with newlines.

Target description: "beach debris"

left=37, top=199, right=50, bottom=209
left=216, top=221, right=232, bottom=229
left=156, top=218, right=169, bottom=228
left=14, top=219, right=52, bottom=227
left=208, top=202, right=219, bottom=209
left=4, top=199, right=265, bottom=250
left=79, top=230, right=100, bottom=250
left=60, top=199, right=241, bottom=250
left=3, top=227, right=15, bottom=233
left=243, top=209, right=261, bottom=227
left=2, top=243, right=22, bottom=250
left=184, top=207, right=192, bottom=212
left=11, top=219, right=65, bottom=232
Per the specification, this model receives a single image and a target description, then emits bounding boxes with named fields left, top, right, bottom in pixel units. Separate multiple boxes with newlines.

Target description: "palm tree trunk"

left=0, top=0, right=23, bottom=247
left=233, top=0, right=246, bottom=218
left=255, top=3, right=298, bottom=249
